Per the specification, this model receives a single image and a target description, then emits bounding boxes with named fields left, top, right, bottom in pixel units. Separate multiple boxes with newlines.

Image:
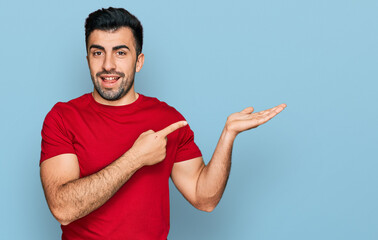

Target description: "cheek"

left=88, top=66, right=96, bottom=76
left=88, top=58, right=102, bottom=70
left=116, top=58, right=136, bottom=70
left=88, top=65, right=101, bottom=79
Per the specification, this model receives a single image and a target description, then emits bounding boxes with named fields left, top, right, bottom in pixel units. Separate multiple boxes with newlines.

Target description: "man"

left=40, top=7, right=286, bottom=239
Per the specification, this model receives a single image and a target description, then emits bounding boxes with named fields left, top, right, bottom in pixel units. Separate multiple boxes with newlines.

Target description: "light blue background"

left=1, top=0, right=377, bottom=239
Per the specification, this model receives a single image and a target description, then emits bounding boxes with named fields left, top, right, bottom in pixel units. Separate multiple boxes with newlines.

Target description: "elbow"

left=194, top=201, right=218, bottom=213
left=54, top=213, right=73, bottom=226
left=57, top=218, right=72, bottom=226
left=199, top=205, right=216, bottom=213
left=192, top=193, right=221, bottom=212
left=50, top=207, right=74, bottom=226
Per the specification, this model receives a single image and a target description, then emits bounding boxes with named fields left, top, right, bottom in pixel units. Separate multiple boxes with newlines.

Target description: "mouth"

left=100, top=75, right=121, bottom=88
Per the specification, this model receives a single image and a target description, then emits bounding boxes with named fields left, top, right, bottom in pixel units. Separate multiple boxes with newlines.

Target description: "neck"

left=92, top=87, right=139, bottom=106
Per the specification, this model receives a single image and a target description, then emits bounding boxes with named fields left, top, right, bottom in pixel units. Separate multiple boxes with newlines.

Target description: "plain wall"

left=1, top=0, right=377, bottom=239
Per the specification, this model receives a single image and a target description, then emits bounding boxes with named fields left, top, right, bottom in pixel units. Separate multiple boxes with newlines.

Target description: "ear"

left=135, top=53, right=145, bottom=72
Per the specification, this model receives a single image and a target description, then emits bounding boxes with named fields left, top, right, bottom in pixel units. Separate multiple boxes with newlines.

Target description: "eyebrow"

left=113, top=45, right=130, bottom=51
left=89, top=44, right=130, bottom=51
left=89, top=44, right=105, bottom=50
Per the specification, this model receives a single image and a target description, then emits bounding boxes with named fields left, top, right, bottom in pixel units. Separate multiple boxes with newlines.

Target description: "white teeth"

left=103, top=77, right=118, bottom=80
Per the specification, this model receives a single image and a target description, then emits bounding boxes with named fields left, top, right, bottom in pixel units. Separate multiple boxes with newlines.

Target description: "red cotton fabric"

left=40, top=93, right=202, bottom=240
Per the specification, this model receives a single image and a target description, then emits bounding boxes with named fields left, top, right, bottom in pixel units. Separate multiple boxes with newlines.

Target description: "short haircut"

left=85, top=7, right=143, bottom=55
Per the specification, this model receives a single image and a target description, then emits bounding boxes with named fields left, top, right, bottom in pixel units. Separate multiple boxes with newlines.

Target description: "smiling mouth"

left=101, top=76, right=120, bottom=82
left=100, top=76, right=121, bottom=88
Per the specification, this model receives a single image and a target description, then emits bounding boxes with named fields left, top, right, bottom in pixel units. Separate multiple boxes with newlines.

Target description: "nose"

left=102, top=54, right=116, bottom=71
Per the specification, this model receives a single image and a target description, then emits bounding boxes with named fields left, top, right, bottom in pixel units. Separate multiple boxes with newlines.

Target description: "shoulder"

left=43, top=94, right=92, bottom=126
left=140, top=95, right=185, bottom=121
left=48, top=93, right=91, bottom=116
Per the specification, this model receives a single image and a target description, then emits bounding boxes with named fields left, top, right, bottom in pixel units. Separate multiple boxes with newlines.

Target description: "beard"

left=91, top=70, right=135, bottom=101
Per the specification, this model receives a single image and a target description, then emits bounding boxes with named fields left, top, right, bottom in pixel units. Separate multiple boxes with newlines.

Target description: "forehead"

left=87, top=27, right=136, bottom=50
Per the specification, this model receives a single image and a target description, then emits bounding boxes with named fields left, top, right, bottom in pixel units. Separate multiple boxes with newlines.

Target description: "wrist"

left=121, top=149, right=144, bottom=170
left=221, top=127, right=237, bottom=142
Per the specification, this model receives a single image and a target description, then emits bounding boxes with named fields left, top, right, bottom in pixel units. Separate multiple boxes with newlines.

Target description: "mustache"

left=96, top=71, right=125, bottom=77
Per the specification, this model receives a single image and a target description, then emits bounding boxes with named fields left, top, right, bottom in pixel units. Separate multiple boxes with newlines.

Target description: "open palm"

left=225, top=104, right=286, bottom=137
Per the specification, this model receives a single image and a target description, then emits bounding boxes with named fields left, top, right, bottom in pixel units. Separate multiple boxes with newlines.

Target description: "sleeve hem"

left=174, top=151, right=202, bottom=163
left=40, top=150, right=76, bottom=166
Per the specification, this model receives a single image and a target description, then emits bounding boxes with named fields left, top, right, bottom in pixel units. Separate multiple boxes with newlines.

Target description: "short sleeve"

left=175, top=124, right=202, bottom=162
left=40, top=106, right=75, bottom=165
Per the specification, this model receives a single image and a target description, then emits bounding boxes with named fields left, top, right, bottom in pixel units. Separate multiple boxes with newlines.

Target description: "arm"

left=40, top=121, right=187, bottom=225
left=40, top=152, right=141, bottom=226
left=171, top=104, right=286, bottom=212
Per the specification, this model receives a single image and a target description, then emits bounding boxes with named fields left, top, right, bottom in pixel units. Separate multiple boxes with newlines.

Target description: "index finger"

left=157, top=121, right=188, bottom=137
left=257, top=103, right=287, bottom=115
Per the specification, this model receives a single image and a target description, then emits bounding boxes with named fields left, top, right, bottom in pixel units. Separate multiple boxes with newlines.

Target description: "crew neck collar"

left=88, top=93, right=144, bottom=111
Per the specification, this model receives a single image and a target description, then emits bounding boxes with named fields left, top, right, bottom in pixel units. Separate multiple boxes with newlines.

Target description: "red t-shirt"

left=40, top=93, right=202, bottom=240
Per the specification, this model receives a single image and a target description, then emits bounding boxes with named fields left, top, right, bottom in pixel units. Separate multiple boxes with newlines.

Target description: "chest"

left=63, top=109, right=179, bottom=179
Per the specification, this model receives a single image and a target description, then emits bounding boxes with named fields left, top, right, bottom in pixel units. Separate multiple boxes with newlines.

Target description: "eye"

left=117, top=51, right=126, bottom=56
left=92, top=51, right=103, bottom=56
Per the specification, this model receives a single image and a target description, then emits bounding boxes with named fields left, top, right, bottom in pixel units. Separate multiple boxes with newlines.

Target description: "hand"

left=128, top=121, right=188, bottom=166
left=225, top=104, right=287, bottom=138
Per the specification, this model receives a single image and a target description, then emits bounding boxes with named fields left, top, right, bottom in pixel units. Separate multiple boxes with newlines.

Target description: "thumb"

left=241, top=107, right=254, bottom=114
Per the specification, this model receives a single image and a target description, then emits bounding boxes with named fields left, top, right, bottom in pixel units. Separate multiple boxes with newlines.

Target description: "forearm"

left=44, top=122, right=187, bottom=225
left=196, top=128, right=236, bottom=211
left=51, top=151, right=141, bottom=225
left=172, top=105, right=286, bottom=212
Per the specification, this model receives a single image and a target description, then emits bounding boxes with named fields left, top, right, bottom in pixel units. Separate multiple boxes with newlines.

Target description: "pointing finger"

left=158, top=121, right=188, bottom=137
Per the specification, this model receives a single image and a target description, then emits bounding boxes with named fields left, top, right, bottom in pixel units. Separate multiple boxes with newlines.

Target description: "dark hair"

left=85, top=7, right=143, bottom=55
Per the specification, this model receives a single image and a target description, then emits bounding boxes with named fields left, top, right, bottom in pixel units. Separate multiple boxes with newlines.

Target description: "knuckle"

left=142, top=130, right=154, bottom=136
